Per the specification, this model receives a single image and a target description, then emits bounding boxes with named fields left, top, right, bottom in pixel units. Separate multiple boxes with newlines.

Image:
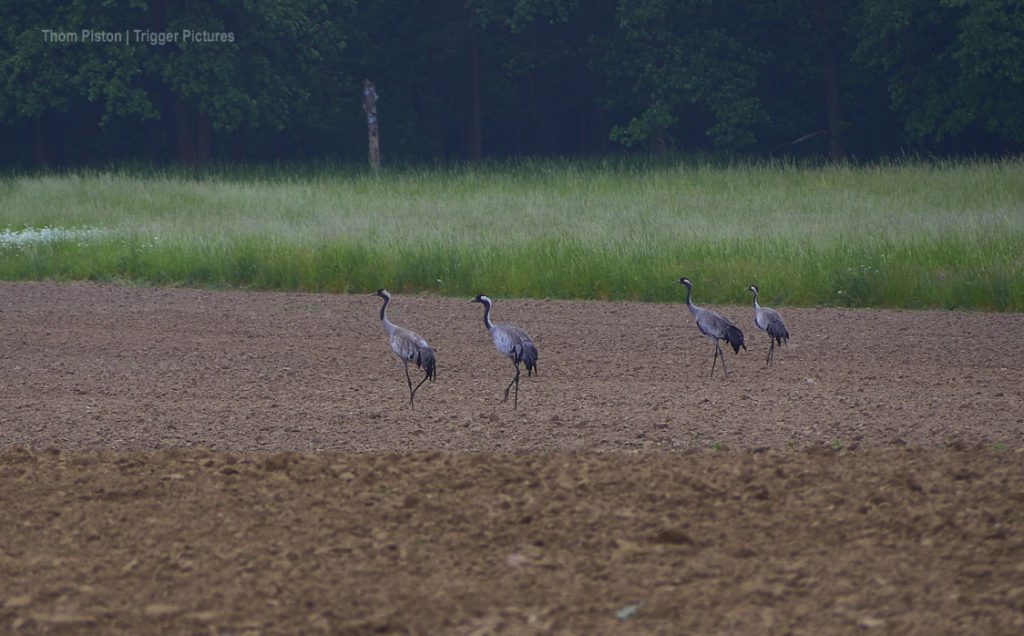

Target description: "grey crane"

left=747, top=285, right=789, bottom=367
left=373, top=289, right=436, bottom=410
left=677, top=277, right=746, bottom=378
left=469, top=294, right=538, bottom=410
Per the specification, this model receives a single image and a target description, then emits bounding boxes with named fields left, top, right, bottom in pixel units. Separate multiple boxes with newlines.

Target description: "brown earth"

left=1, top=281, right=1023, bottom=634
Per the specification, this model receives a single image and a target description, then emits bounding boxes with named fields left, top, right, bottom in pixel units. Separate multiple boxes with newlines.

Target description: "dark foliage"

left=2, top=0, right=1021, bottom=168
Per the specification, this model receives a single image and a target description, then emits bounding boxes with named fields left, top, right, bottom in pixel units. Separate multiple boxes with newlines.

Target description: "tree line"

left=2, top=0, right=1022, bottom=168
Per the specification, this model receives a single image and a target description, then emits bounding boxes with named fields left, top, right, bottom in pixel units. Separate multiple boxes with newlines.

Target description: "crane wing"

left=390, top=328, right=436, bottom=376
left=763, top=309, right=789, bottom=346
left=492, top=324, right=538, bottom=373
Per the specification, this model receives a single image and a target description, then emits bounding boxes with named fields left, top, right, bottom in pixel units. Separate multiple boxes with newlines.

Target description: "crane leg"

left=410, top=371, right=430, bottom=408
left=504, top=362, right=522, bottom=409
left=403, top=361, right=416, bottom=410
left=712, top=342, right=728, bottom=378
left=766, top=340, right=775, bottom=368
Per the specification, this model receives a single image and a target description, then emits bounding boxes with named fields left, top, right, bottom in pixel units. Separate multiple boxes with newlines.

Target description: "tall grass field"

left=1, top=159, right=1022, bottom=310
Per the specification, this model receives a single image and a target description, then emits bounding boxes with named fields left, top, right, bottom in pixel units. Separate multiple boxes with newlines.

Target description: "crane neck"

left=379, top=295, right=394, bottom=332
left=684, top=284, right=698, bottom=315
left=481, top=300, right=494, bottom=331
left=751, top=290, right=760, bottom=309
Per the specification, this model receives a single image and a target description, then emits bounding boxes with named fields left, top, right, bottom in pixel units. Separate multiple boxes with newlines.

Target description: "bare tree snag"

left=363, top=79, right=381, bottom=170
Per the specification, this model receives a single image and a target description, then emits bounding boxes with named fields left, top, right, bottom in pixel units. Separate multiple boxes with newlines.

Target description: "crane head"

left=469, top=293, right=493, bottom=306
left=373, top=288, right=390, bottom=299
left=747, top=285, right=758, bottom=294
left=677, top=277, right=693, bottom=288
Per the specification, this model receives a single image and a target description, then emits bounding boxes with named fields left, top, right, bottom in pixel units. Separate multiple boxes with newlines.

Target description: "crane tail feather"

left=513, top=341, right=539, bottom=376
left=521, top=342, right=539, bottom=376
left=724, top=325, right=746, bottom=354
left=769, top=324, right=790, bottom=347
left=416, top=346, right=437, bottom=381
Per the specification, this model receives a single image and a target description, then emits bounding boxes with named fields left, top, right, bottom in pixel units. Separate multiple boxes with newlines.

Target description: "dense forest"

left=2, top=0, right=1022, bottom=168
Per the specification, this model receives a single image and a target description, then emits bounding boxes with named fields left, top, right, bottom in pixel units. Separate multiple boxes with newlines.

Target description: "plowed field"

left=2, top=282, right=1022, bottom=634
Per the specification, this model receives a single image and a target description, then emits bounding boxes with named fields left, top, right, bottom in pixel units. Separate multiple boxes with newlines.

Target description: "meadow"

left=1, top=158, right=1022, bottom=310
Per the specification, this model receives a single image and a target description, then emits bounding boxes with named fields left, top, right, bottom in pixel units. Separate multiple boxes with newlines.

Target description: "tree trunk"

left=195, top=111, right=212, bottom=165
left=427, top=70, right=446, bottom=162
left=174, top=96, right=196, bottom=165
left=172, top=95, right=213, bottom=166
left=466, top=27, right=483, bottom=163
left=822, top=55, right=845, bottom=160
left=32, top=117, right=52, bottom=168
left=229, top=128, right=245, bottom=162
left=814, top=0, right=846, bottom=160
left=362, top=79, right=381, bottom=170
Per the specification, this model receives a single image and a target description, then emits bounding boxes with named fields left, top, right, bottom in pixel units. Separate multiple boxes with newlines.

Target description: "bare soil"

left=2, top=282, right=1023, bottom=634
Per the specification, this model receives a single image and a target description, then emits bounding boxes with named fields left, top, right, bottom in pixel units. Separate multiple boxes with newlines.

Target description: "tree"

left=347, top=0, right=477, bottom=161
left=146, top=0, right=357, bottom=164
left=0, top=0, right=156, bottom=165
left=0, top=2, right=74, bottom=166
left=854, top=0, right=1024, bottom=150
left=3, top=0, right=1022, bottom=166
left=470, top=0, right=615, bottom=156
left=756, top=0, right=866, bottom=160
left=604, top=0, right=774, bottom=153
left=0, top=0, right=357, bottom=166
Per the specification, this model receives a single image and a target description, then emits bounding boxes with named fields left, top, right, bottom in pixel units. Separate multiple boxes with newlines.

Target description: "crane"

left=747, top=285, right=789, bottom=367
left=373, top=289, right=436, bottom=409
left=677, top=277, right=746, bottom=378
left=469, top=294, right=538, bottom=409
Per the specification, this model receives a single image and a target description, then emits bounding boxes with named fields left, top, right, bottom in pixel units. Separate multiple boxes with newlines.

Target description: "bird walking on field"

left=469, top=294, right=538, bottom=410
left=747, top=285, right=789, bottom=367
left=373, top=289, right=436, bottom=410
left=677, top=277, right=746, bottom=378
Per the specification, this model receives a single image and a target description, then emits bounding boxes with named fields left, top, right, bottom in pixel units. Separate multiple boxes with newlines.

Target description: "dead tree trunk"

left=362, top=79, right=381, bottom=170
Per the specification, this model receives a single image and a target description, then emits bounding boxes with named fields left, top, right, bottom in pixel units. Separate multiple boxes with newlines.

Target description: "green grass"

left=1, top=158, right=1022, bottom=310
